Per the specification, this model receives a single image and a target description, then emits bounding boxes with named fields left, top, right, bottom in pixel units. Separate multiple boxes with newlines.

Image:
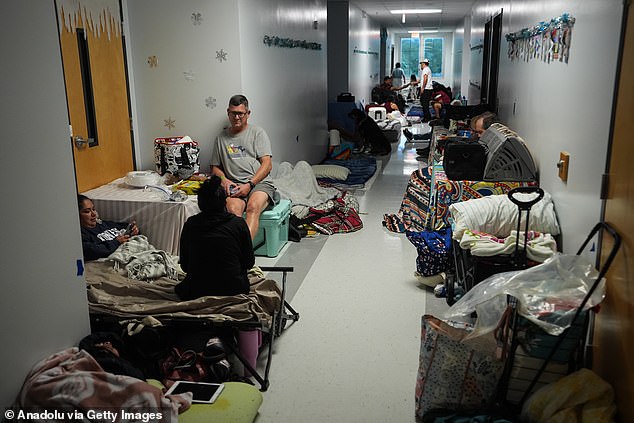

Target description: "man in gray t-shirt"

left=210, top=94, right=276, bottom=239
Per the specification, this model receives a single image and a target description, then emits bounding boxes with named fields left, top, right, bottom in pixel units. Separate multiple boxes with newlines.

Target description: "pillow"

left=450, top=191, right=560, bottom=240
left=312, top=164, right=350, bottom=181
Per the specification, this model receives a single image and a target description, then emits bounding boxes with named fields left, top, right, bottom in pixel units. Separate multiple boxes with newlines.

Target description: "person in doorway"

left=470, top=111, right=498, bottom=136
left=391, top=62, right=406, bottom=88
left=175, top=176, right=260, bottom=377
left=78, top=194, right=139, bottom=261
left=210, top=94, right=277, bottom=240
left=419, top=58, right=434, bottom=122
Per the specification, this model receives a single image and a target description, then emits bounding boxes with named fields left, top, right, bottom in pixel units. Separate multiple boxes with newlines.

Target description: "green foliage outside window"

left=400, top=37, right=420, bottom=78
left=424, top=38, right=443, bottom=77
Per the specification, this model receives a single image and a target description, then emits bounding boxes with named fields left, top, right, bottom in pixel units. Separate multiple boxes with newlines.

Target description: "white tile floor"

left=253, top=127, right=450, bottom=423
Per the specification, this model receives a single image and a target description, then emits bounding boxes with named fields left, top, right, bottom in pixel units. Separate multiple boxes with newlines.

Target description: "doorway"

left=56, top=0, right=135, bottom=192
left=480, top=10, right=503, bottom=110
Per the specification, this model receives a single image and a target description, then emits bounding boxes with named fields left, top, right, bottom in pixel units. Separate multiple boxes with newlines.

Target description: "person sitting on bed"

left=175, top=176, right=254, bottom=299
left=175, top=176, right=260, bottom=377
left=78, top=194, right=139, bottom=261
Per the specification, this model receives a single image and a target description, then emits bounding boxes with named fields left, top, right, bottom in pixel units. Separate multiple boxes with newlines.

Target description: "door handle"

left=74, top=136, right=88, bottom=148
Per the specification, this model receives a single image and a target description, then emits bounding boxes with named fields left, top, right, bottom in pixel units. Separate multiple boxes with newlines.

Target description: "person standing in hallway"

left=391, top=62, right=406, bottom=89
left=210, top=94, right=278, bottom=239
left=419, top=58, right=433, bottom=122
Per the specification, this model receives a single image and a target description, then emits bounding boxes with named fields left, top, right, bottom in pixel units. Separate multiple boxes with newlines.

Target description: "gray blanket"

left=85, top=261, right=282, bottom=327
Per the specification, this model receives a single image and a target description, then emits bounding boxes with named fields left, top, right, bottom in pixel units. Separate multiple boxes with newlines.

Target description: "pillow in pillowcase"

left=312, top=164, right=350, bottom=181
left=450, top=191, right=560, bottom=240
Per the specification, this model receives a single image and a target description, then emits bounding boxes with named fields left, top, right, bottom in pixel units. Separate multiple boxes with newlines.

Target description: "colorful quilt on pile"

left=383, top=167, right=534, bottom=233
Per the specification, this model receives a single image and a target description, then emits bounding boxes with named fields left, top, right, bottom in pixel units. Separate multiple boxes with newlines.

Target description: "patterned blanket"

left=16, top=348, right=190, bottom=421
left=383, top=167, right=432, bottom=233
left=107, top=235, right=183, bottom=281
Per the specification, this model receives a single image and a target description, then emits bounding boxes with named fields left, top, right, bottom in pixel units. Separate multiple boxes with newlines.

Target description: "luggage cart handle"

left=507, top=186, right=544, bottom=211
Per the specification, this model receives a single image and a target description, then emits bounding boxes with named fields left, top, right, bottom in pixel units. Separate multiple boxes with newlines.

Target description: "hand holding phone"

left=124, top=221, right=135, bottom=236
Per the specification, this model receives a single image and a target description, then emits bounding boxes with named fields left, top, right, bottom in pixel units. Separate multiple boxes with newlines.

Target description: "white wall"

left=125, top=1, right=242, bottom=173
left=126, top=0, right=328, bottom=170
left=348, top=4, right=381, bottom=106
left=0, top=0, right=91, bottom=406
left=470, top=0, right=623, bottom=252
left=238, top=0, right=328, bottom=165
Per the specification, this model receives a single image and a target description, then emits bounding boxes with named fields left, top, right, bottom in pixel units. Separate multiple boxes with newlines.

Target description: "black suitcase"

left=337, top=92, right=355, bottom=102
left=443, top=138, right=487, bottom=180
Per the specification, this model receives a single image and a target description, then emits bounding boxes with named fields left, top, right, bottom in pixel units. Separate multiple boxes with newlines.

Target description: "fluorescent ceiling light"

left=390, top=9, right=442, bottom=14
left=408, top=30, right=439, bottom=34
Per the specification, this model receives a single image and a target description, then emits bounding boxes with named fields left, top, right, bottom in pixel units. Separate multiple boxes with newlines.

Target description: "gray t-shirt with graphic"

left=211, top=125, right=273, bottom=185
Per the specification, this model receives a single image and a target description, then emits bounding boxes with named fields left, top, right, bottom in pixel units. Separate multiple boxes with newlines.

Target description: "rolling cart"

left=446, top=186, right=545, bottom=306
left=496, top=222, right=621, bottom=411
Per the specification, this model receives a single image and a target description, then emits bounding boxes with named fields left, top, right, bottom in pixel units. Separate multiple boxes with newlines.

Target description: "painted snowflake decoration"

left=163, top=116, right=176, bottom=130
left=147, top=55, right=158, bottom=68
left=205, top=96, right=217, bottom=109
left=184, top=70, right=195, bottom=81
left=216, top=49, right=228, bottom=62
left=191, top=12, right=203, bottom=26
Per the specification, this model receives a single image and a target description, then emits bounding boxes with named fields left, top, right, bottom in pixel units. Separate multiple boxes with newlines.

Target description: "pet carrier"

left=480, top=123, right=537, bottom=182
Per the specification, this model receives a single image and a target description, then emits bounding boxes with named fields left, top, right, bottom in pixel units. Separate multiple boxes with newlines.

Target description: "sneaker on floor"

left=433, top=284, right=446, bottom=298
left=403, top=128, right=414, bottom=140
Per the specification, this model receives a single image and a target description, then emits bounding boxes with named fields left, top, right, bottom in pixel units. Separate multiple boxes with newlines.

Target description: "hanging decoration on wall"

left=505, top=13, right=575, bottom=63
left=191, top=12, right=203, bottom=26
left=56, top=0, right=121, bottom=40
left=262, top=35, right=322, bottom=51
left=205, top=96, right=217, bottom=109
left=148, top=55, right=158, bottom=68
left=163, top=116, right=176, bottom=130
left=184, top=70, right=195, bottom=81
left=216, top=49, right=228, bottom=62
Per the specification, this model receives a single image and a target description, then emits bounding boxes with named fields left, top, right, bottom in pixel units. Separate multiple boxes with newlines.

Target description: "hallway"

left=255, top=132, right=438, bottom=422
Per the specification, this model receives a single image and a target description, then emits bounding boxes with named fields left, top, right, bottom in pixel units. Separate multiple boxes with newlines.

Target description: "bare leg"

left=225, top=197, right=246, bottom=217
left=245, top=191, right=270, bottom=239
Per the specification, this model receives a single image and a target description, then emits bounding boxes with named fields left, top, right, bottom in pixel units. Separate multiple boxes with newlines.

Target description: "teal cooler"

left=252, top=199, right=291, bottom=257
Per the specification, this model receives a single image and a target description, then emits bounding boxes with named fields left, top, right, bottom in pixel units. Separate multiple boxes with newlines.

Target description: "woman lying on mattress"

left=78, top=194, right=140, bottom=261
left=175, top=176, right=262, bottom=377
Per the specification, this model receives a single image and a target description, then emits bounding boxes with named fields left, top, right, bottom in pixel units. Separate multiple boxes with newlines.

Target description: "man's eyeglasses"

left=228, top=111, right=248, bottom=118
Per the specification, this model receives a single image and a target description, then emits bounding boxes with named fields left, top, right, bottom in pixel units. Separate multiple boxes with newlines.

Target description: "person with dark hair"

left=210, top=94, right=277, bottom=240
left=391, top=62, right=406, bottom=88
left=78, top=194, right=139, bottom=261
left=175, top=176, right=254, bottom=299
left=175, top=176, right=259, bottom=377
left=470, top=111, right=498, bottom=136
left=348, top=108, right=392, bottom=155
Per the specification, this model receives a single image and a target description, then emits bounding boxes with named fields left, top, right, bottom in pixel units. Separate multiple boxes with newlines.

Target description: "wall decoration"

left=205, top=96, right=217, bottom=109
left=184, top=70, right=195, bottom=81
left=56, top=0, right=120, bottom=40
left=163, top=116, right=176, bottom=130
left=505, top=13, right=575, bottom=63
left=191, top=12, right=203, bottom=26
left=262, top=35, right=321, bottom=51
left=216, top=49, right=228, bottom=62
left=148, top=55, right=158, bottom=68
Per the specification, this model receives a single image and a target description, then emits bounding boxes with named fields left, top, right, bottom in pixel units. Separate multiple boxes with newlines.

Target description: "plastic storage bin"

left=252, top=199, right=291, bottom=257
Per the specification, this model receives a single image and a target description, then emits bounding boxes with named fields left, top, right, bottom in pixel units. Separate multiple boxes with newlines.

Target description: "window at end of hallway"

left=400, top=37, right=420, bottom=78
left=424, top=38, right=443, bottom=77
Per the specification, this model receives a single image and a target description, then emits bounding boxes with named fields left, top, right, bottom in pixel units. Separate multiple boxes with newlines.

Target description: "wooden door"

left=56, top=1, right=134, bottom=192
left=595, top=3, right=633, bottom=422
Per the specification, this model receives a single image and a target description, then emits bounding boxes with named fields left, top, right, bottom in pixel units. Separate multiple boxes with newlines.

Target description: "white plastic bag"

left=444, top=253, right=604, bottom=337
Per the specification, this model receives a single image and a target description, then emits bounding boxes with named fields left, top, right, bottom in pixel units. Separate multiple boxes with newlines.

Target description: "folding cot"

left=85, top=262, right=299, bottom=391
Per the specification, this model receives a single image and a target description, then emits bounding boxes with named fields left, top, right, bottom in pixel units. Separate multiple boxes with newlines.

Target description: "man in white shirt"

left=419, top=58, right=433, bottom=122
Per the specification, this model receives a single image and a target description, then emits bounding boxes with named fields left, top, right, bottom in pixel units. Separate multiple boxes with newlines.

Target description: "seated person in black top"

left=175, top=176, right=260, bottom=377
left=347, top=108, right=392, bottom=155
left=175, top=176, right=255, bottom=300
left=78, top=194, right=139, bottom=261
